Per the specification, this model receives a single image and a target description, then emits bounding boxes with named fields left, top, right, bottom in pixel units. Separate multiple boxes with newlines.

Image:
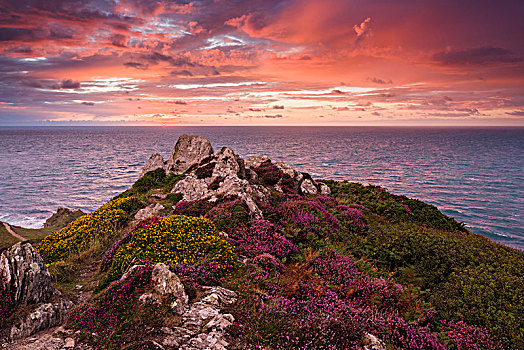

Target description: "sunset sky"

left=0, top=0, right=523, bottom=125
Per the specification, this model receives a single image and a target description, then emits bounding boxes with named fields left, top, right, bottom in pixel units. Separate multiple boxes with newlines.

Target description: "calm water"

left=0, top=126, right=522, bottom=250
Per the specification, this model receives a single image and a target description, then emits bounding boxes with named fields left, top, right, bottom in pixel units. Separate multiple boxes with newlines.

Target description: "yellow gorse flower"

left=37, top=197, right=139, bottom=263
left=108, top=214, right=235, bottom=279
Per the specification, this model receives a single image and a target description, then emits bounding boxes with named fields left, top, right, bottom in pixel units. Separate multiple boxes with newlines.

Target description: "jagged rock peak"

left=0, top=242, right=57, bottom=306
left=139, top=135, right=331, bottom=217
left=140, top=152, right=165, bottom=178
left=166, top=134, right=214, bottom=174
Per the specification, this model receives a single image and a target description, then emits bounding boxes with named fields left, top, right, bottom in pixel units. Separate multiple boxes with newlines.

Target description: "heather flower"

left=228, top=220, right=297, bottom=259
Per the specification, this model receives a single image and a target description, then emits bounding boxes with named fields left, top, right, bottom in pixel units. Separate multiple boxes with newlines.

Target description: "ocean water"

left=0, top=126, right=522, bottom=251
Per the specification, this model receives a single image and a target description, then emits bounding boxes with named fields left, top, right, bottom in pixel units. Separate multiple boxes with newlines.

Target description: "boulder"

left=362, top=333, right=386, bottom=350
left=0, top=243, right=57, bottom=305
left=5, top=300, right=73, bottom=342
left=151, top=263, right=188, bottom=314
left=300, top=178, right=318, bottom=195
left=134, top=203, right=165, bottom=221
left=139, top=153, right=166, bottom=178
left=165, top=135, right=214, bottom=174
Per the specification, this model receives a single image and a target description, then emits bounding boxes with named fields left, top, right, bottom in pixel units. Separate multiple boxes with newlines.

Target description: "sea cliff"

left=1, top=135, right=523, bottom=349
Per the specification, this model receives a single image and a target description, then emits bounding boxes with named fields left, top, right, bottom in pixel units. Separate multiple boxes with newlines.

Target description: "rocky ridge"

left=140, top=134, right=330, bottom=219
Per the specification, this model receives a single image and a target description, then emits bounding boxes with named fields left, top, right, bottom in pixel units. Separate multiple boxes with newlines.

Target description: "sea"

left=0, top=126, right=522, bottom=251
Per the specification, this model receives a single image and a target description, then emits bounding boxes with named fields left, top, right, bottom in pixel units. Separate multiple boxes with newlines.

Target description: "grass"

left=0, top=223, right=56, bottom=249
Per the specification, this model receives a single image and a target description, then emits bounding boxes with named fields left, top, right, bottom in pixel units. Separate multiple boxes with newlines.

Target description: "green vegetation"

left=114, top=168, right=185, bottom=199
left=324, top=180, right=524, bottom=349
left=0, top=223, right=56, bottom=249
left=36, top=197, right=142, bottom=264
left=21, top=168, right=521, bottom=349
left=0, top=224, right=20, bottom=249
left=100, top=215, right=236, bottom=290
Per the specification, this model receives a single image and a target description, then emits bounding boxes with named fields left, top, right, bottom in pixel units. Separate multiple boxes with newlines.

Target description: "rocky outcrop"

left=143, top=263, right=188, bottom=314
left=140, top=135, right=331, bottom=218
left=135, top=203, right=165, bottom=220
left=6, top=300, right=73, bottom=342
left=166, top=135, right=214, bottom=174
left=0, top=243, right=57, bottom=305
left=140, top=153, right=166, bottom=178
left=44, top=208, right=84, bottom=229
left=362, top=333, right=386, bottom=350
left=0, top=243, right=72, bottom=343
left=120, top=264, right=237, bottom=349
left=164, top=285, right=237, bottom=349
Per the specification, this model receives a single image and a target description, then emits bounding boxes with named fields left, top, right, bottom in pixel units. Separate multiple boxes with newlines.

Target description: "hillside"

left=1, top=135, right=523, bottom=350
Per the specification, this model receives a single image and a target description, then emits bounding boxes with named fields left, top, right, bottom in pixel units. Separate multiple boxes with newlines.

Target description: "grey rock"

left=134, top=203, right=165, bottom=220
left=151, top=263, right=188, bottom=314
left=201, top=286, right=237, bottom=308
left=319, top=182, right=331, bottom=195
left=140, top=153, right=166, bottom=178
left=166, top=135, right=214, bottom=174
left=0, top=242, right=58, bottom=306
left=63, top=337, right=75, bottom=348
left=138, top=293, right=161, bottom=305
left=6, top=300, right=73, bottom=342
left=182, top=303, right=220, bottom=331
left=300, top=178, right=318, bottom=195
left=185, top=332, right=229, bottom=350
left=245, top=155, right=270, bottom=169
left=204, top=314, right=234, bottom=334
left=274, top=161, right=298, bottom=178
left=362, top=333, right=386, bottom=350
left=162, top=327, right=194, bottom=348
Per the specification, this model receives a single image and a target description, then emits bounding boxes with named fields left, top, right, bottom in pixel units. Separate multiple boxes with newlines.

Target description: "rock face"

left=166, top=285, right=237, bottom=349
left=165, top=134, right=214, bottom=174
left=0, top=242, right=57, bottom=305
left=362, top=333, right=387, bottom=350
left=122, top=264, right=237, bottom=350
left=7, top=300, right=73, bottom=342
left=134, top=203, right=165, bottom=220
left=140, top=153, right=166, bottom=178
left=150, top=263, right=188, bottom=314
left=44, top=208, right=84, bottom=228
left=0, top=243, right=72, bottom=343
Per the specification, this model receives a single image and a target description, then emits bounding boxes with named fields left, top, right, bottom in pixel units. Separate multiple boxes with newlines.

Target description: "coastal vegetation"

left=3, top=138, right=522, bottom=349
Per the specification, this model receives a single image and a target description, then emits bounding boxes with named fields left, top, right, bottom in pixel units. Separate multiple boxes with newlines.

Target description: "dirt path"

left=2, top=222, right=27, bottom=241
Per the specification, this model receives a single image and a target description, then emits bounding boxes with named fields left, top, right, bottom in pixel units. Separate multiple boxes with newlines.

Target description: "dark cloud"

left=81, top=101, right=95, bottom=106
left=433, top=46, right=523, bottom=66
left=264, top=114, right=283, bottom=118
left=168, top=100, right=187, bottom=105
left=369, top=77, right=392, bottom=84
left=124, top=61, right=149, bottom=69
left=22, top=80, right=44, bottom=88
left=0, top=28, right=36, bottom=42
left=52, top=79, right=81, bottom=89
left=170, top=69, right=193, bottom=76
left=273, top=105, right=284, bottom=109
left=506, top=111, right=524, bottom=116
left=109, top=34, right=128, bottom=47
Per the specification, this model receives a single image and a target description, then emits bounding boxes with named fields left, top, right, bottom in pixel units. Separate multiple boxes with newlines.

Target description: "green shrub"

left=37, top=197, right=140, bottom=264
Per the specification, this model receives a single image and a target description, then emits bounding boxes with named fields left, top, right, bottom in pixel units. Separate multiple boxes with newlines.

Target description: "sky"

left=0, top=0, right=523, bottom=126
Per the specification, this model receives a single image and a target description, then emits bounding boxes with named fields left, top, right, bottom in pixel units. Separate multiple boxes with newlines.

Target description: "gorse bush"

left=37, top=196, right=140, bottom=264
left=104, top=215, right=236, bottom=285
